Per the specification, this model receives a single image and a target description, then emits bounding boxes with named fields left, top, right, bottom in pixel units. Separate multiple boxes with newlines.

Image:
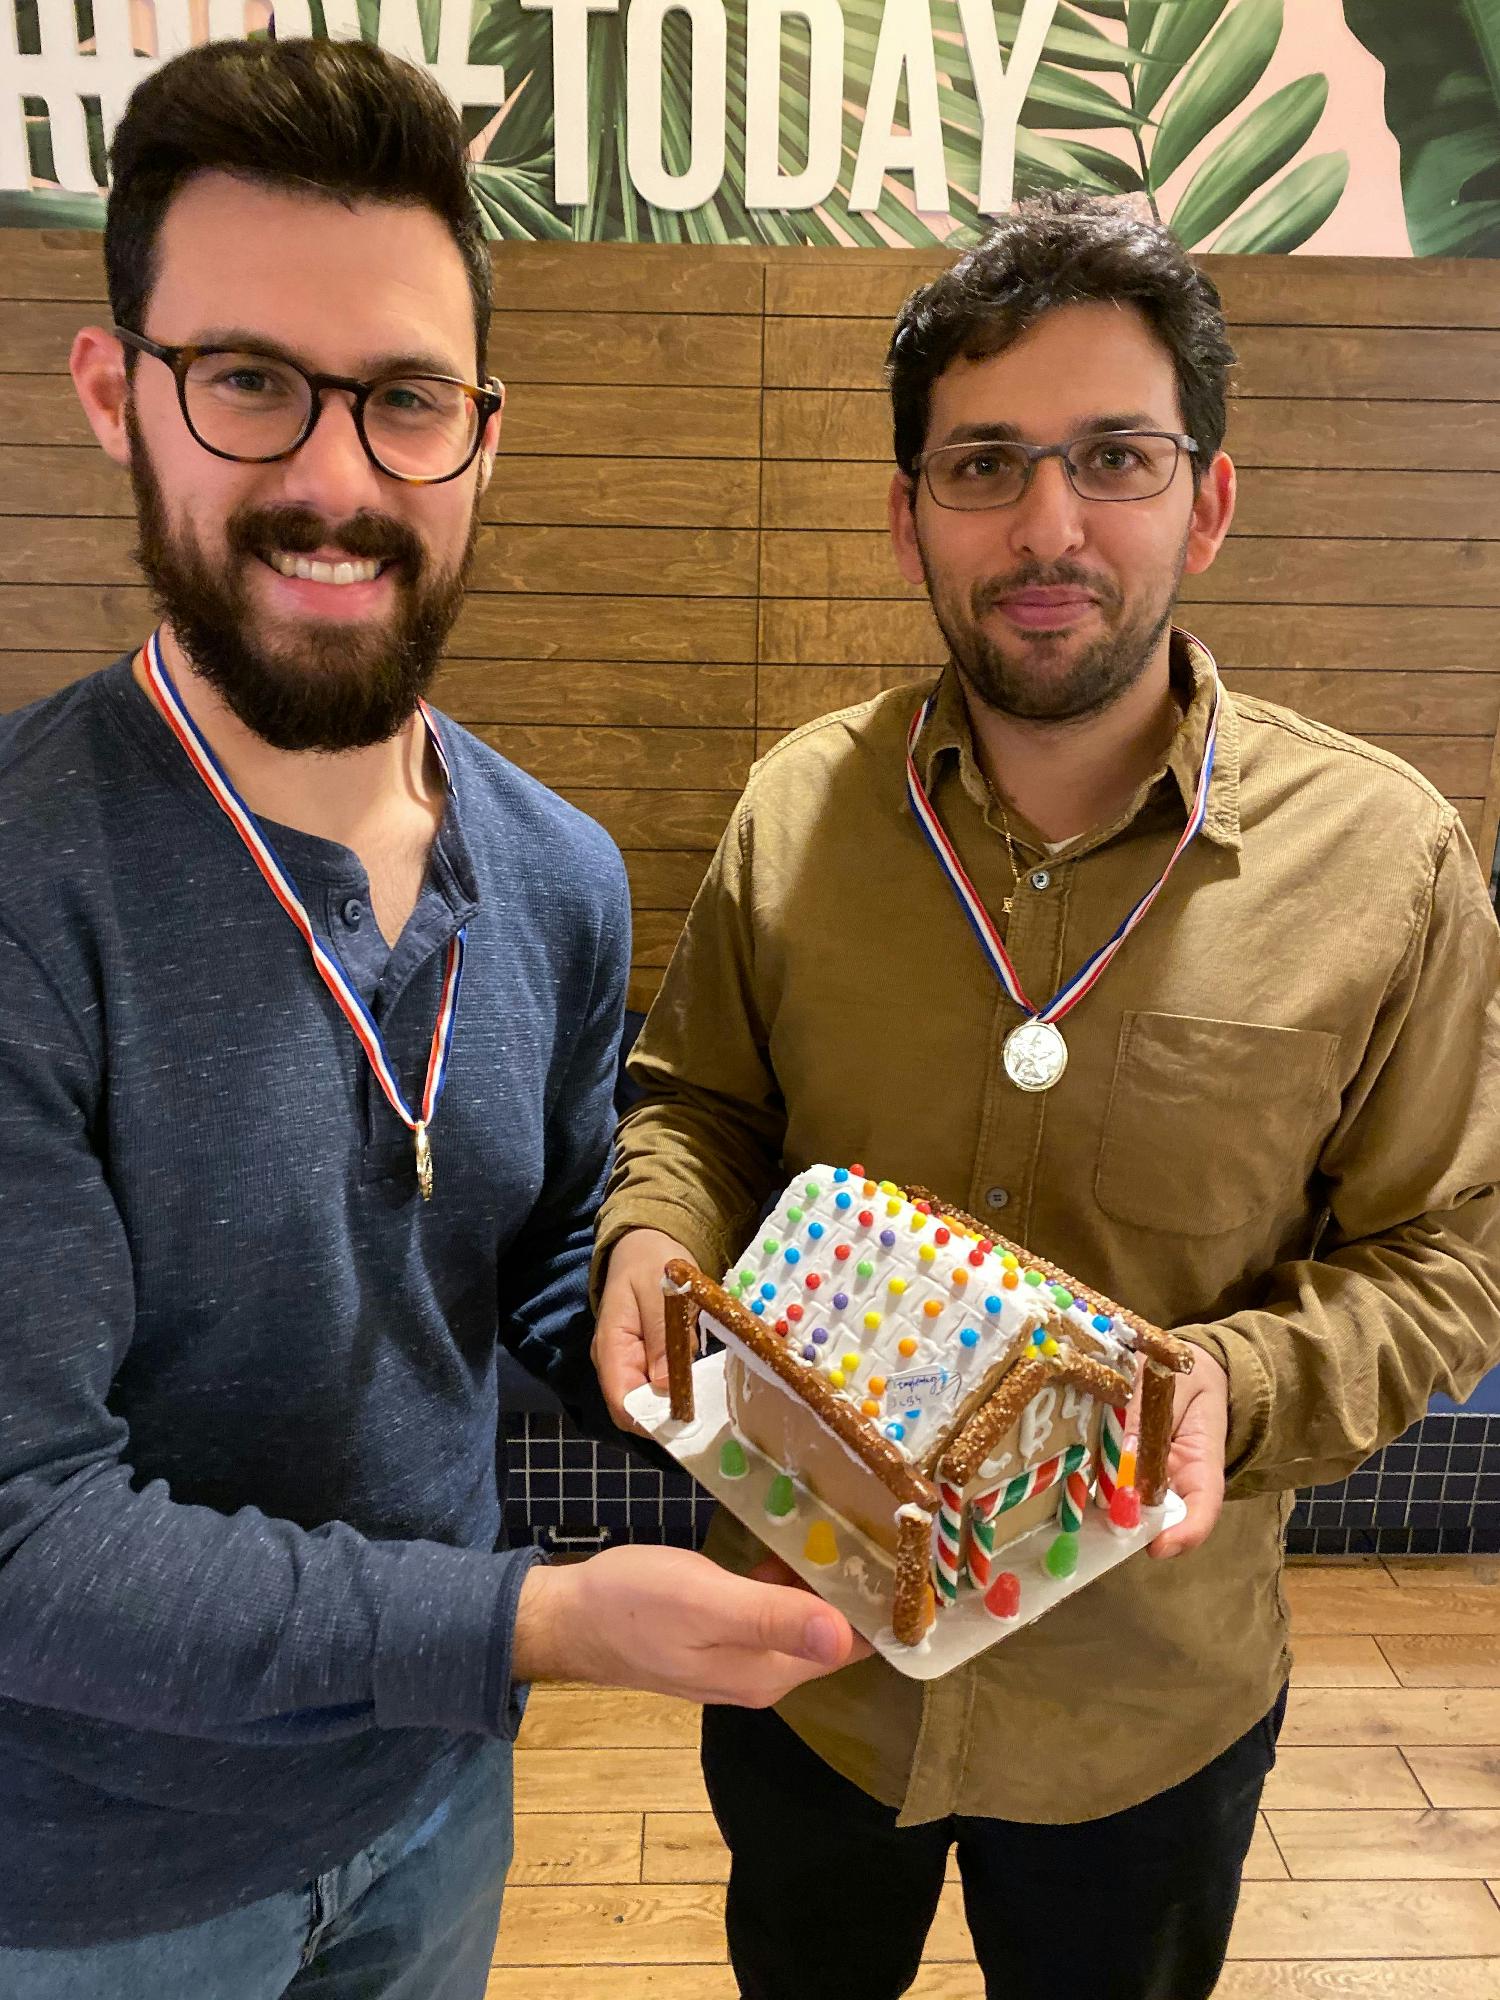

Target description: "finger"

left=590, top=1324, right=653, bottom=1433
left=714, top=1572, right=862, bottom=1669
left=1147, top=1458, right=1224, bottom=1559
left=747, top=1553, right=812, bottom=1592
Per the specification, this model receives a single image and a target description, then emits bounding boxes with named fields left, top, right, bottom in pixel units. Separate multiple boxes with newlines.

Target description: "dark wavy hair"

left=105, top=36, right=490, bottom=369
left=887, top=192, right=1236, bottom=482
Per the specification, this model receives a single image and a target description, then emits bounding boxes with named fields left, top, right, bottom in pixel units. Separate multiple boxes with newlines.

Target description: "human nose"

left=1005, top=450, right=1088, bottom=564
left=275, top=387, right=389, bottom=520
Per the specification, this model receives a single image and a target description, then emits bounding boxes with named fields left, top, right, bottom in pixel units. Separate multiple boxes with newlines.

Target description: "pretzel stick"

left=1138, top=1360, right=1177, bottom=1507
left=892, top=1505, right=937, bottom=1646
left=661, top=1274, right=699, bottom=1423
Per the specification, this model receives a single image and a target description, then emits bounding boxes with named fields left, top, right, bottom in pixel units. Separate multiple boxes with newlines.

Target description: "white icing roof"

left=722, top=1165, right=1132, bottom=1463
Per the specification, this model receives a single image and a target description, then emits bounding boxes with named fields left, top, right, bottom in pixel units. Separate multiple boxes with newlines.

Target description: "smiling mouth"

left=260, top=551, right=391, bottom=587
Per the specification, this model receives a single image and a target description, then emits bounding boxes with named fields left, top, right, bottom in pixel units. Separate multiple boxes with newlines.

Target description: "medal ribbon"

left=144, top=629, right=465, bottom=1193
left=903, top=644, right=1221, bottom=1027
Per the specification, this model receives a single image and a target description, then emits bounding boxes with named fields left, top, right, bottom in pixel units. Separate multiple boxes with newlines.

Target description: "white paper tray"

left=626, top=1350, right=1186, bottom=1680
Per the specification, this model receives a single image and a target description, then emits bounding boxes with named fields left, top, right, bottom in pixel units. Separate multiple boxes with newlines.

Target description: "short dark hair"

left=887, top=192, right=1236, bottom=480
left=105, top=36, right=491, bottom=370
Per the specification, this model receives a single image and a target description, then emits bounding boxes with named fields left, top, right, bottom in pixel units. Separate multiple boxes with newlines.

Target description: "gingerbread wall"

left=3, top=235, right=1498, bottom=1011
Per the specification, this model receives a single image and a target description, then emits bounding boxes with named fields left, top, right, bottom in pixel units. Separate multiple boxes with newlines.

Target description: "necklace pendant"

left=1003, top=1019, right=1069, bottom=1093
left=414, top=1121, right=434, bottom=1201
left=1002, top=894, right=1014, bottom=918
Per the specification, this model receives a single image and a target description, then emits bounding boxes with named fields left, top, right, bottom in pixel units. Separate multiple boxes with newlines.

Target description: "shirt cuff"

left=589, top=1198, right=736, bottom=1311
left=372, top=1541, right=545, bottom=1738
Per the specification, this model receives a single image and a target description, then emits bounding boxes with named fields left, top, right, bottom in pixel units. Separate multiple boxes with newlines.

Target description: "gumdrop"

left=719, top=1437, right=748, bottom=1480
left=984, top=1571, right=1022, bottom=1621
left=1044, top=1529, right=1080, bottom=1581
left=765, top=1473, right=797, bottom=1519
left=803, top=1520, right=839, bottom=1567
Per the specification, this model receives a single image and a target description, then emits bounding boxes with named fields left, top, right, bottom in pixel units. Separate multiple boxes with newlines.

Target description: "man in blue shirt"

left=0, top=36, right=861, bottom=1996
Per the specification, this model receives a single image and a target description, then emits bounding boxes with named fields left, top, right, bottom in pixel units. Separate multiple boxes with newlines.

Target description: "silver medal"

left=1002, top=1019, right=1069, bottom=1093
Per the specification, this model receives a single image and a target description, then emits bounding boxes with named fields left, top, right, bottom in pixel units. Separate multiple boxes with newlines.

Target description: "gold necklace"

left=997, top=807, right=1025, bottom=918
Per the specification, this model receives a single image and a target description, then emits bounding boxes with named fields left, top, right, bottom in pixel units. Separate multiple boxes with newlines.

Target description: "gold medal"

left=1002, top=1019, right=1069, bottom=1093
left=414, top=1121, right=434, bottom=1201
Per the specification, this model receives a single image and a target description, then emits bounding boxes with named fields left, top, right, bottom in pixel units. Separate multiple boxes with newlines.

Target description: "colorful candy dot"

left=849, top=1162, right=865, bottom=1177
left=834, top=1244, right=852, bottom=1262
left=750, top=1300, right=766, bottom=1316
left=919, top=1245, right=937, bottom=1264
left=923, top=1300, right=943, bottom=1319
left=786, top=1304, right=804, bottom=1323
left=869, top=1375, right=886, bottom=1395
left=833, top=1168, right=849, bottom=1184
left=766, top=1473, right=796, bottom=1518
left=858, top=1209, right=874, bottom=1228
left=832, top=1293, right=849, bottom=1310
left=861, top=1399, right=880, bottom=1418
left=1031, top=1328, right=1046, bottom=1345
left=905, top=1408, right=921, bottom=1422
left=787, top=1206, right=803, bottom=1224
left=784, top=1247, right=801, bottom=1265
left=1050, top=1286, right=1073, bottom=1309
left=1001, top=1253, right=1019, bottom=1271
left=763, top=1239, right=779, bottom=1255
left=880, top=1229, right=896, bottom=1248
left=934, top=1226, right=950, bottom=1246
left=1041, top=1336, right=1060, bottom=1357
left=856, top=1260, right=874, bottom=1279
left=978, top=1241, right=994, bottom=1255
left=886, top=1422, right=906, bottom=1442
left=1025, top=1270, right=1044, bottom=1287
left=888, top=1277, right=908, bottom=1296
left=915, top=1201, right=932, bottom=1215
left=863, top=1312, right=882, bottom=1331
left=805, top=1273, right=822, bottom=1291
left=774, top=1318, right=788, bottom=1335
left=719, top=1438, right=748, bottom=1479
left=760, top=1283, right=776, bottom=1300
left=805, top=1182, right=820, bottom=1199
left=834, top=1192, right=852, bottom=1210
left=879, top=1180, right=898, bottom=1195
left=862, top=1181, right=876, bottom=1197
left=801, top=1344, right=817, bottom=1361
left=909, top=1212, right=926, bottom=1233
left=812, top=1328, right=828, bottom=1344
left=842, top=1351, right=860, bottom=1372
left=985, top=1295, right=1003, bottom=1314
left=886, top=1198, right=902, bottom=1216
left=1003, top=1271, right=1020, bottom=1289
left=807, top=1221, right=825, bottom=1240
left=951, top=1269, right=969, bottom=1287
left=898, top=1337, right=918, bottom=1357
left=1092, top=1314, right=1113, bottom=1332
left=960, top=1327, right=979, bottom=1348
left=967, top=1249, right=983, bottom=1268
left=828, top=1369, right=846, bottom=1389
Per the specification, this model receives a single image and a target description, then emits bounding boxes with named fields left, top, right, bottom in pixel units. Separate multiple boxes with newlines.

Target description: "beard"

left=920, top=535, right=1187, bottom=726
left=125, top=409, right=477, bottom=752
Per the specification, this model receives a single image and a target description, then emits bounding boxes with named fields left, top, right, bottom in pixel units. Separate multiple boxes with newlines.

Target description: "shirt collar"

left=912, top=625, right=1242, bottom=853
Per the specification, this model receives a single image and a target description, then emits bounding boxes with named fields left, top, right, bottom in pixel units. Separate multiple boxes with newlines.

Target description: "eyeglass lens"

left=925, top=433, right=1183, bottom=509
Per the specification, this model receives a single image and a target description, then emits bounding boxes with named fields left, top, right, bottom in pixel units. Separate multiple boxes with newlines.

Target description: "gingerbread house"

left=661, top=1166, right=1194, bottom=1645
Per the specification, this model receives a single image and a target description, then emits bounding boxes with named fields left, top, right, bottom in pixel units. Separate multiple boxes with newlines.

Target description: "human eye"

left=1080, top=436, right=1151, bottom=476
left=372, top=378, right=451, bottom=423
left=201, top=356, right=300, bottom=402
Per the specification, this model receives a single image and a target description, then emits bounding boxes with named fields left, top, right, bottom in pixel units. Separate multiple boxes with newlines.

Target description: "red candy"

left=933, top=1227, right=950, bottom=1246
left=834, top=1244, right=852, bottom=1262
left=805, top=1273, right=822, bottom=1290
left=968, top=1248, right=984, bottom=1267
left=857, top=1210, right=874, bottom=1228
left=849, top=1162, right=865, bottom=1177
left=978, top=1240, right=993, bottom=1254
left=786, top=1304, right=804, bottom=1322
left=774, top=1318, right=789, bottom=1335
left=984, top=1571, right=1022, bottom=1621
left=915, top=1200, right=932, bottom=1214
left=1110, top=1485, right=1142, bottom=1532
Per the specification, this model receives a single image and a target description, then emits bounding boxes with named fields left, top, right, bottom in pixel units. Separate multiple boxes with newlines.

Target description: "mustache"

left=974, top=562, right=1121, bottom=614
left=228, top=504, right=425, bottom=571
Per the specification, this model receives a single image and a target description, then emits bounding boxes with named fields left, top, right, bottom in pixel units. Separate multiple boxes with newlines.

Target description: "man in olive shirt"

left=592, top=196, right=1500, bottom=1999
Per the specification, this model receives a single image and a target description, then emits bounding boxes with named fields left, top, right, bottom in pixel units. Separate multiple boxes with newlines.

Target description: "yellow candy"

left=909, top=1212, right=925, bottom=1231
left=878, top=1180, right=898, bottom=1195
left=842, top=1351, right=860, bottom=1372
left=919, top=1245, right=936, bottom=1263
left=888, top=1276, right=907, bottom=1295
left=828, top=1369, right=846, bottom=1389
left=804, top=1520, right=839, bottom=1566
left=1001, top=1253, right=1019, bottom=1270
left=863, top=1311, right=882, bottom=1330
left=1041, top=1336, right=1059, bottom=1356
left=886, top=1198, right=902, bottom=1216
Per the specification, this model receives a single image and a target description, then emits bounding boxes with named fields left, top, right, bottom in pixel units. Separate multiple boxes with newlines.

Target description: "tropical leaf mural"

left=1344, top=0, right=1500, bottom=256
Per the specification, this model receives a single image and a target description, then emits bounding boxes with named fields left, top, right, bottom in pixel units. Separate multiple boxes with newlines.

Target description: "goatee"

left=126, top=410, right=476, bottom=752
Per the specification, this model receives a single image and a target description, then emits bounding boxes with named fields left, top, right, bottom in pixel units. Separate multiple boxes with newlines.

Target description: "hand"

left=593, top=1227, right=694, bottom=1432
left=1146, top=1347, right=1229, bottom=1561
left=513, top=1545, right=870, bottom=1705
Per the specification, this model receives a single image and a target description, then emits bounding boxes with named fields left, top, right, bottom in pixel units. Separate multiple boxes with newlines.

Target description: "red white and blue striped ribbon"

left=903, top=647, right=1220, bottom=1026
left=144, top=628, right=465, bottom=1186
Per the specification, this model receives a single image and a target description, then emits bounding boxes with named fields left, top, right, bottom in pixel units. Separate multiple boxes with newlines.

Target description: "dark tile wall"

left=500, top=1410, right=1500, bottom=1557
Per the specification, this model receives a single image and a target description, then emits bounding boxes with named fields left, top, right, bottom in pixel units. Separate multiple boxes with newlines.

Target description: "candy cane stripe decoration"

left=1096, top=1405, right=1129, bottom=1511
left=974, top=1442, right=1087, bottom=1521
left=934, top=1482, right=965, bottom=1605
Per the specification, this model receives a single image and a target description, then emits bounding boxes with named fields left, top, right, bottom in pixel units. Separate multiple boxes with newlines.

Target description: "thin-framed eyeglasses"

left=114, top=328, right=504, bottom=486
left=915, top=430, right=1199, bottom=511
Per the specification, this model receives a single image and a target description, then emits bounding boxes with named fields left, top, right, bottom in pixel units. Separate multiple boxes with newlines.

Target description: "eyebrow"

left=938, top=411, right=1170, bottom=446
left=187, top=328, right=470, bottom=381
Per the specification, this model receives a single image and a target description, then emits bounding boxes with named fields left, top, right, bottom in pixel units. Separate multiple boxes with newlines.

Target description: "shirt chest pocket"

left=1094, top=1011, right=1340, bottom=1237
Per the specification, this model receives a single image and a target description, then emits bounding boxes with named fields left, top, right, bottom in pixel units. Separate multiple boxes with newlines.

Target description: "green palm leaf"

left=1210, top=150, right=1349, bottom=251
left=1134, top=0, right=1229, bottom=121
left=1150, top=0, right=1282, bottom=187
left=1168, top=71, right=1327, bottom=247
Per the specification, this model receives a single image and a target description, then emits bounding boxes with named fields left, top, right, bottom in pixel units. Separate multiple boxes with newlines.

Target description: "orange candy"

left=861, top=1398, right=880, bottom=1418
left=1002, top=1271, right=1020, bottom=1289
left=922, top=1300, right=943, bottom=1319
left=898, top=1336, right=918, bottom=1357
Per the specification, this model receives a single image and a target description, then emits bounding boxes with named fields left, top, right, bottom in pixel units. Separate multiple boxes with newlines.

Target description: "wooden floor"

left=487, top=1555, right=1500, bottom=1997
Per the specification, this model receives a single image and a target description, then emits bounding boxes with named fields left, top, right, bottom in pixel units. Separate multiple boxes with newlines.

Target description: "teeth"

left=266, top=552, right=382, bottom=586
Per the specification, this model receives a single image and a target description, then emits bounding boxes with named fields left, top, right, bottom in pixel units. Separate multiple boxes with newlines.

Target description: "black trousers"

left=702, top=1682, right=1287, bottom=2000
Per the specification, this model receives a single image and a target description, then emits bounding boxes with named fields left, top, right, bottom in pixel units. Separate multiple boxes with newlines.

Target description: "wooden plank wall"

left=3, top=235, right=1497, bottom=1010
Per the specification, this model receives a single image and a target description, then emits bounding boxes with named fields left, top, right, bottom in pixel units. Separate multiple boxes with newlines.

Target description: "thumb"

left=727, top=1572, right=857, bottom=1668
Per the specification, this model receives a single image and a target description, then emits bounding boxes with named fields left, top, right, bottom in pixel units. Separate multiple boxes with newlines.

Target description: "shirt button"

left=984, top=1186, right=1010, bottom=1211
left=341, top=898, right=365, bottom=928
left=1030, top=869, right=1051, bottom=892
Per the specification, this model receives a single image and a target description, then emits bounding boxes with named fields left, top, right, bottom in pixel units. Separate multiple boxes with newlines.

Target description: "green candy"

left=763, top=1238, right=779, bottom=1255
left=1050, top=1285, right=1073, bottom=1309
left=719, top=1438, right=748, bottom=1480
left=856, top=1260, right=874, bottom=1279
left=1024, top=1270, right=1044, bottom=1287
left=787, top=1206, right=803, bottom=1224
left=1044, top=1530, right=1080, bottom=1581
left=805, top=1182, right=820, bottom=1199
left=766, top=1473, right=797, bottom=1518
